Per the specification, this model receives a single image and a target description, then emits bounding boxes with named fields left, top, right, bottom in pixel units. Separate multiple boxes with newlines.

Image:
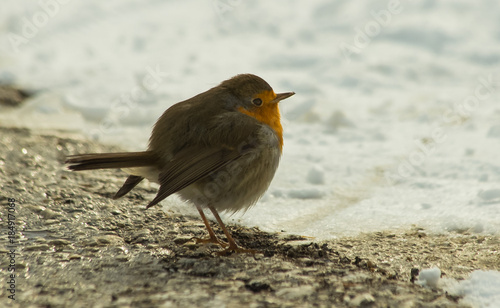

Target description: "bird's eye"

left=252, top=98, right=263, bottom=106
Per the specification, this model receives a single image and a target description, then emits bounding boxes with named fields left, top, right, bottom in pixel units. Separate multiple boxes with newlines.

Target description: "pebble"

left=24, top=244, right=50, bottom=251
left=275, top=285, right=315, bottom=300
left=173, top=236, right=193, bottom=245
left=44, top=219, right=60, bottom=225
left=41, top=208, right=62, bottom=219
left=132, top=230, right=151, bottom=243
left=116, top=255, right=129, bottom=262
left=96, top=235, right=123, bottom=245
left=48, top=239, right=72, bottom=246
left=349, top=293, right=376, bottom=307
left=111, top=209, right=122, bottom=215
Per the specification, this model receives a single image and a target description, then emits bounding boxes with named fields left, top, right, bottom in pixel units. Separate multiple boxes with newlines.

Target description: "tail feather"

left=113, top=175, right=144, bottom=199
left=65, top=151, right=157, bottom=171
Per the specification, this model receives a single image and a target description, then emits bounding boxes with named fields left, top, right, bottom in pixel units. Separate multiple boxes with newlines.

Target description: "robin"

left=65, top=74, right=294, bottom=253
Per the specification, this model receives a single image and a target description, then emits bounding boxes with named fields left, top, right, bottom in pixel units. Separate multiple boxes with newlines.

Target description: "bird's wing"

left=145, top=145, right=250, bottom=208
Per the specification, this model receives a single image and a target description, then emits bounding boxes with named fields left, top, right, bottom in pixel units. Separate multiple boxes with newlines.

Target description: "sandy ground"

left=0, top=124, right=499, bottom=307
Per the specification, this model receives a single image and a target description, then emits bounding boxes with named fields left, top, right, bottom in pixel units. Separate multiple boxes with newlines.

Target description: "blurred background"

left=1, top=0, right=499, bottom=238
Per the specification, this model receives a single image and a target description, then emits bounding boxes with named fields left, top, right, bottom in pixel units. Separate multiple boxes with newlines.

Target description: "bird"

left=65, top=74, right=295, bottom=253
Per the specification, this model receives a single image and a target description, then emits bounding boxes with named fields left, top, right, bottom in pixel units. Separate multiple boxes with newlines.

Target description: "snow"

left=2, top=2, right=499, bottom=305
left=445, top=270, right=500, bottom=308
left=417, top=267, right=441, bottom=288
left=306, top=165, right=326, bottom=185
left=1, top=1, right=499, bottom=241
left=418, top=268, right=500, bottom=307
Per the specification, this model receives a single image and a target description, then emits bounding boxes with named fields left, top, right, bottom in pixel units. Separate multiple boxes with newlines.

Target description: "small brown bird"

left=66, top=74, right=294, bottom=253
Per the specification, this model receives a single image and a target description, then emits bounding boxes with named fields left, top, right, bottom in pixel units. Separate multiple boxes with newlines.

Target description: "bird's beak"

left=272, top=92, right=295, bottom=103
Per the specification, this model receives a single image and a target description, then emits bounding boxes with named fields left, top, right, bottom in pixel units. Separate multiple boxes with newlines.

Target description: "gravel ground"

left=1, top=126, right=499, bottom=307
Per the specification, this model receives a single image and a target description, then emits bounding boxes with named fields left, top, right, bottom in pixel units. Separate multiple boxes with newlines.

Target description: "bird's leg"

left=194, top=206, right=227, bottom=248
left=208, top=205, right=257, bottom=255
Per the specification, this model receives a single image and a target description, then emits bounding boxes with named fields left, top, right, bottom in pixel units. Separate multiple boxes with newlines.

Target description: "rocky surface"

left=1, top=126, right=498, bottom=307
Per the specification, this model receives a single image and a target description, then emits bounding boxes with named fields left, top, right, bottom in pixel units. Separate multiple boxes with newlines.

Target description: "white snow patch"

left=417, top=267, right=441, bottom=288
left=445, top=270, right=500, bottom=308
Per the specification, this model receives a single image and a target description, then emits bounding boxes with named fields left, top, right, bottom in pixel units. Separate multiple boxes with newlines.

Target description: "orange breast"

left=238, top=92, right=283, bottom=151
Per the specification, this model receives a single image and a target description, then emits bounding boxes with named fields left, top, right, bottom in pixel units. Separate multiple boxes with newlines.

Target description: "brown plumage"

left=66, top=74, right=294, bottom=253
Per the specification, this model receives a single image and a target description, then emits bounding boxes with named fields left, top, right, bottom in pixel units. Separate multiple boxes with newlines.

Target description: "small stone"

left=131, top=230, right=151, bottom=243
left=44, top=219, right=60, bottom=225
left=245, top=280, right=272, bottom=293
left=350, top=293, right=375, bottom=307
left=173, top=236, right=193, bottom=245
left=276, top=286, right=315, bottom=300
left=48, top=239, right=71, bottom=246
left=146, top=243, right=159, bottom=249
left=410, top=268, right=420, bottom=283
left=96, top=235, right=123, bottom=245
left=83, top=238, right=99, bottom=247
left=15, top=262, right=27, bottom=269
left=24, top=244, right=50, bottom=251
left=40, top=208, right=62, bottom=219
left=26, top=204, right=45, bottom=213
left=116, top=255, right=129, bottom=262
left=111, top=209, right=122, bottom=215
left=183, top=242, right=199, bottom=250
